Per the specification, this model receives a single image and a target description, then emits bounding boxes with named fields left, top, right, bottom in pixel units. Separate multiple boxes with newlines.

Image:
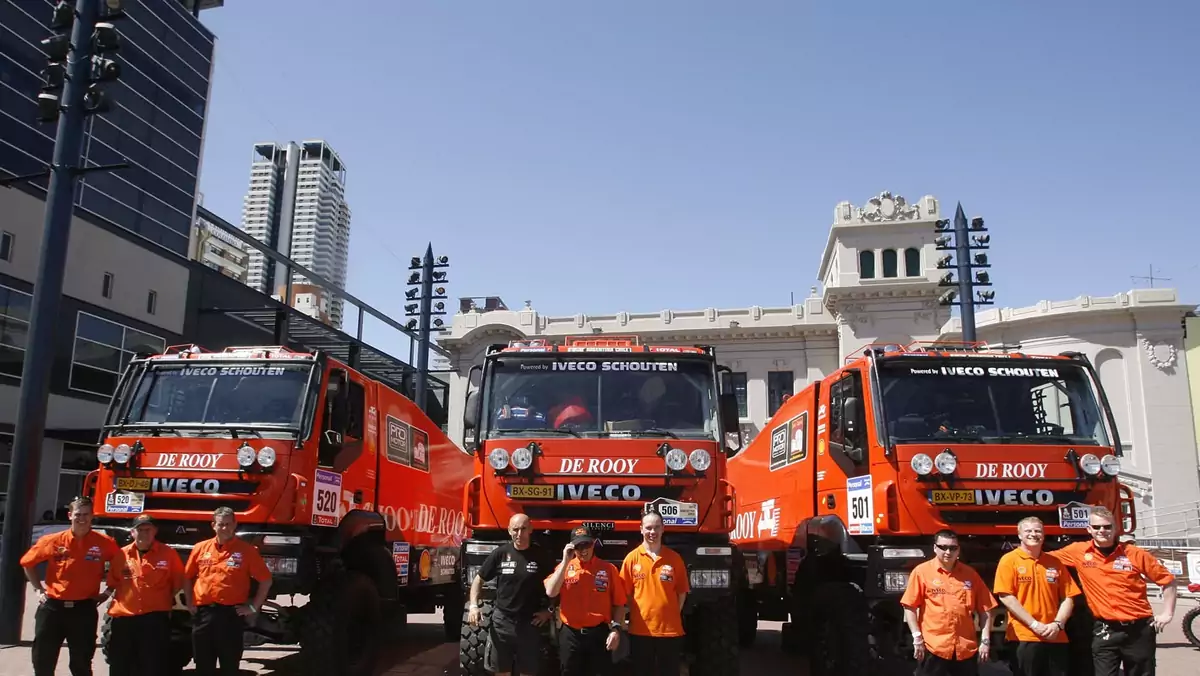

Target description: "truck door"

left=815, top=369, right=873, bottom=534
left=318, top=367, right=374, bottom=515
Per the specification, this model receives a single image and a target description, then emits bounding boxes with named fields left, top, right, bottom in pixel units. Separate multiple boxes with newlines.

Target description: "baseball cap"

left=131, top=514, right=157, bottom=527
left=569, top=526, right=595, bottom=547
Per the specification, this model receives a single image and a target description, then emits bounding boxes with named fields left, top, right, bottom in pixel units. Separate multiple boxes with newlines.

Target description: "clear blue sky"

left=194, top=0, right=1199, bottom=361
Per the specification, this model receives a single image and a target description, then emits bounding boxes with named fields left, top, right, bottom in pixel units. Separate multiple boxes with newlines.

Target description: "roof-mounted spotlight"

left=938, top=290, right=957, bottom=306
left=970, top=217, right=985, bottom=230
left=939, top=272, right=954, bottom=286
left=977, top=289, right=995, bottom=302
left=972, top=233, right=990, bottom=246
left=936, top=254, right=953, bottom=269
left=975, top=270, right=990, bottom=285
left=934, top=219, right=951, bottom=231
left=405, top=288, right=419, bottom=300
left=410, top=256, right=421, bottom=269
left=407, top=272, right=420, bottom=285
left=974, top=252, right=989, bottom=266
left=935, top=234, right=952, bottom=247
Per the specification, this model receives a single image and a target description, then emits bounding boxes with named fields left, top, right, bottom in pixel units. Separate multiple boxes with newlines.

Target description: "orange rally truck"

left=84, top=344, right=474, bottom=676
left=457, top=336, right=745, bottom=676
left=727, top=341, right=1136, bottom=674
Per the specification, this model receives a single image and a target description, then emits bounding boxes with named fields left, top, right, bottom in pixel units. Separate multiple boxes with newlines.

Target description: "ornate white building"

left=438, top=192, right=1199, bottom=535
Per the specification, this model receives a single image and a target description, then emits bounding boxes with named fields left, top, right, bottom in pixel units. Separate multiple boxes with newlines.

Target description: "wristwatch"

left=609, top=621, right=622, bottom=632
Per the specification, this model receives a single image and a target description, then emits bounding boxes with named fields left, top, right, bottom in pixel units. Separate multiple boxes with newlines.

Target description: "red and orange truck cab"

left=457, top=336, right=744, bottom=676
left=727, top=342, right=1136, bottom=666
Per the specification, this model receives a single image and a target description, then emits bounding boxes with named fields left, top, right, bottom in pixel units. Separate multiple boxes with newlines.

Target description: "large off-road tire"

left=1183, top=605, right=1200, bottom=649
left=299, top=570, right=383, bottom=676
left=689, top=601, right=740, bottom=676
left=808, top=582, right=871, bottom=676
left=459, top=600, right=493, bottom=676
left=737, top=589, right=758, bottom=648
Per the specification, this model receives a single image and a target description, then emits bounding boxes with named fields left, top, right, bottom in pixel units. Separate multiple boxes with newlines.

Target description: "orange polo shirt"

left=549, top=556, right=626, bottom=628
left=184, top=536, right=271, bottom=606
left=1054, top=541, right=1173, bottom=622
left=20, top=529, right=124, bottom=601
left=109, top=540, right=186, bottom=617
left=993, top=548, right=1080, bottom=643
left=900, top=558, right=998, bottom=660
left=619, top=544, right=690, bottom=637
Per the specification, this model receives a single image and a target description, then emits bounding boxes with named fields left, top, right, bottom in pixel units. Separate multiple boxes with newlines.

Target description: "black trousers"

left=32, top=597, right=98, bottom=676
left=558, top=623, right=611, bottom=676
left=1009, top=641, right=1070, bottom=676
left=918, top=652, right=979, bottom=676
left=192, top=604, right=244, bottom=676
left=1092, top=618, right=1156, bottom=676
left=629, top=634, right=682, bottom=676
left=108, top=611, right=170, bottom=676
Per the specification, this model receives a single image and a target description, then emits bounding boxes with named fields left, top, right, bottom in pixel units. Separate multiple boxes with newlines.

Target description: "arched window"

left=882, top=249, right=898, bottom=278
left=858, top=250, right=875, bottom=279
left=904, top=247, right=921, bottom=277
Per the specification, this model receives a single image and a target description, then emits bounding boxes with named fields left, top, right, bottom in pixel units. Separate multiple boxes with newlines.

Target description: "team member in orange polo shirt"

left=20, top=496, right=124, bottom=676
left=1051, top=506, right=1176, bottom=676
left=184, top=506, right=272, bottom=676
left=107, top=514, right=186, bottom=676
left=901, top=529, right=998, bottom=676
left=618, top=510, right=690, bottom=676
left=545, top=526, right=627, bottom=676
left=994, top=516, right=1081, bottom=676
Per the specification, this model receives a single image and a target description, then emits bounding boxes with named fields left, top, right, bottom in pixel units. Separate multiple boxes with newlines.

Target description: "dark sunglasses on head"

left=934, top=544, right=959, bottom=552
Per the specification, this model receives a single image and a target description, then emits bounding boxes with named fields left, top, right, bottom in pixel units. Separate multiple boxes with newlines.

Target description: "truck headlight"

left=665, top=448, right=688, bottom=471
left=934, top=450, right=957, bottom=475
left=884, top=571, right=909, bottom=592
left=1100, top=454, right=1121, bottom=476
left=97, top=444, right=114, bottom=463
left=257, top=446, right=276, bottom=468
left=689, top=569, right=730, bottom=588
left=511, top=446, right=534, bottom=471
left=237, top=445, right=256, bottom=467
left=112, top=444, right=132, bottom=465
left=911, top=453, right=934, bottom=476
left=262, top=556, right=299, bottom=575
left=689, top=449, right=712, bottom=471
left=488, top=448, right=510, bottom=470
left=1079, top=453, right=1101, bottom=476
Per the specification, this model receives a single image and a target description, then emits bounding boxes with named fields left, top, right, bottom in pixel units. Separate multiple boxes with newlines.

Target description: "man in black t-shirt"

left=469, top=513, right=554, bottom=676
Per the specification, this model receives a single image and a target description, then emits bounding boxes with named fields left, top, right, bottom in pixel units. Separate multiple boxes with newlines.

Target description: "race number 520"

left=311, top=469, right=343, bottom=527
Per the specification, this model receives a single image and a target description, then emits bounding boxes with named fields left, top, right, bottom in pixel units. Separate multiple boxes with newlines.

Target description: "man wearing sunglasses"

left=901, top=529, right=998, bottom=676
left=1050, top=506, right=1176, bottom=676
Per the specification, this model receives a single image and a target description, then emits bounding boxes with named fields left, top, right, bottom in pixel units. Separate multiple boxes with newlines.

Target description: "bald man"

left=469, top=514, right=554, bottom=676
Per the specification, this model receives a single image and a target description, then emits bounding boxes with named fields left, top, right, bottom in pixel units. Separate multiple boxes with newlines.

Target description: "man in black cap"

left=545, top=526, right=626, bottom=676
left=106, top=514, right=186, bottom=675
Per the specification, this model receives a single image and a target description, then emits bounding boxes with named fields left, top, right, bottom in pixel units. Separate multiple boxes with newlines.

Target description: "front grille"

left=143, top=497, right=252, bottom=512
left=940, top=509, right=1060, bottom=525
left=523, top=505, right=648, bottom=521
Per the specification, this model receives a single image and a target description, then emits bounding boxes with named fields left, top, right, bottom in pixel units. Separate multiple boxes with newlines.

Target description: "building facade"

left=194, top=196, right=248, bottom=281
left=0, top=0, right=218, bottom=520
left=240, top=140, right=352, bottom=329
left=438, top=191, right=1200, bottom=536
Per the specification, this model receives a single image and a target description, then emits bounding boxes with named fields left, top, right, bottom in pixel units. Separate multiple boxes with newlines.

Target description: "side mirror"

left=323, top=429, right=344, bottom=448
left=464, top=390, right=480, bottom=431
left=719, top=393, right=742, bottom=453
left=844, top=396, right=860, bottom=435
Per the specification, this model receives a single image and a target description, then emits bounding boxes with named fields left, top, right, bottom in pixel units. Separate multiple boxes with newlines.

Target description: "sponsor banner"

left=550, top=361, right=679, bottom=371
left=149, top=453, right=227, bottom=470
left=910, top=365, right=1062, bottom=378
left=554, top=458, right=645, bottom=474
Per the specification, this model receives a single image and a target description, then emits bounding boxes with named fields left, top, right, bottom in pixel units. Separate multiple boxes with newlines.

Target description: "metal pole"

left=413, top=244, right=433, bottom=413
left=953, top=202, right=977, bottom=343
left=0, top=0, right=98, bottom=644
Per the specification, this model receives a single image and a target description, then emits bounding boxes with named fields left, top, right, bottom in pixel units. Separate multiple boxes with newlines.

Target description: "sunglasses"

left=934, top=544, right=959, bottom=552
left=1089, top=524, right=1114, bottom=531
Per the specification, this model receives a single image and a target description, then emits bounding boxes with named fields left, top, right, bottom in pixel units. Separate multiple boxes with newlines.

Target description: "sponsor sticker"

left=105, top=491, right=144, bottom=514
left=645, top=497, right=698, bottom=526
left=311, top=470, right=342, bottom=527
left=1058, top=501, right=1091, bottom=529
left=847, top=475, right=874, bottom=535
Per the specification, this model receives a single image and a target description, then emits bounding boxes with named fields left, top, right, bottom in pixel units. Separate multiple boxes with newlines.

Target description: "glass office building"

left=0, top=0, right=215, bottom=257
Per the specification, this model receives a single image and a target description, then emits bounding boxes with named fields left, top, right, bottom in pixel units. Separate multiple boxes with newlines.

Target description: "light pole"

left=404, top=245, right=449, bottom=413
left=0, top=0, right=128, bottom=644
left=935, top=202, right=994, bottom=343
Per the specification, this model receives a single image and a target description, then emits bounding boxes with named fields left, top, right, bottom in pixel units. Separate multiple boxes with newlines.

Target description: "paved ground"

left=0, top=596, right=1194, bottom=675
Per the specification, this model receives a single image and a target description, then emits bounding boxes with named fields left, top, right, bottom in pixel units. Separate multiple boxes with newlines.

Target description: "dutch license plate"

left=508, top=484, right=555, bottom=500
left=116, top=477, right=151, bottom=491
left=930, top=490, right=975, bottom=505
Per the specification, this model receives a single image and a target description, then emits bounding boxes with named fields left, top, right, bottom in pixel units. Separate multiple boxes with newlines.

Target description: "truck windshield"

left=485, top=357, right=718, bottom=439
left=119, top=363, right=313, bottom=430
left=876, top=359, right=1112, bottom=446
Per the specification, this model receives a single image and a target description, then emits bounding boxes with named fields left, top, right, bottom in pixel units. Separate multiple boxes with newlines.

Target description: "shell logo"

left=419, top=549, right=432, bottom=580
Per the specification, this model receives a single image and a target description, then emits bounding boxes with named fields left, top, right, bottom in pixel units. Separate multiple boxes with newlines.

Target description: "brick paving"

left=0, top=596, right=1194, bottom=675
